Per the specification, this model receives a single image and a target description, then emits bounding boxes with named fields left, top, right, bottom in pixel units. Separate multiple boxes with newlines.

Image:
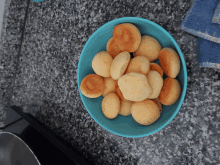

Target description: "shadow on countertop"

left=35, top=102, right=139, bottom=165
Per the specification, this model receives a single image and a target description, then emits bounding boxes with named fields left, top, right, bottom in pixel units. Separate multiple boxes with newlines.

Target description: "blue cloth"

left=31, top=0, right=44, bottom=2
left=198, top=38, right=220, bottom=68
left=181, top=0, right=220, bottom=69
left=212, top=2, right=220, bottom=24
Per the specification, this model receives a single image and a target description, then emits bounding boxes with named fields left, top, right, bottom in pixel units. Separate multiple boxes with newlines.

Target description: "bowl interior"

left=77, top=17, right=187, bottom=138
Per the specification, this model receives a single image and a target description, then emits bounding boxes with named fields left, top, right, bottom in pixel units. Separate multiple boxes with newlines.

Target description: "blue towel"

left=181, top=0, right=220, bottom=69
left=198, top=38, right=220, bottom=68
left=212, top=2, right=220, bottom=24
left=31, top=0, right=44, bottom=2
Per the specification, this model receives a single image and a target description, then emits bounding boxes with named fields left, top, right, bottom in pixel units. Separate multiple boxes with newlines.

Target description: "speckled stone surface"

left=1, top=0, right=220, bottom=164
left=0, top=0, right=28, bottom=126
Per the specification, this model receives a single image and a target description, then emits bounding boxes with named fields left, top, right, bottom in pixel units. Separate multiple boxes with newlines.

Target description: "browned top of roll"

left=106, top=37, right=123, bottom=58
left=158, top=77, right=181, bottom=105
left=113, top=23, right=141, bottom=52
left=150, top=63, right=163, bottom=77
left=80, top=74, right=105, bottom=98
left=158, top=48, right=180, bottom=78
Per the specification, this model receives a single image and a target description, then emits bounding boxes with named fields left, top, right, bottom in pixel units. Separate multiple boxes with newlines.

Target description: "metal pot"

left=0, top=132, right=40, bottom=165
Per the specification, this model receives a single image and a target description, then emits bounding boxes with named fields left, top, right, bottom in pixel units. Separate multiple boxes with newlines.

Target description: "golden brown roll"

left=147, top=71, right=163, bottom=99
left=134, top=35, right=162, bottom=62
left=80, top=74, right=105, bottom=98
left=118, top=72, right=152, bottom=101
left=158, top=77, right=181, bottom=105
left=152, top=98, right=162, bottom=113
left=102, top=77, right=117, bottom=97
left=110, top=51, right=130, bottom=80
left=119, top=100, right=133, bottom=116
left=158, top=48, right=180, bottom=78
left=101, top=93, right=120, bottom=119
left=113, top=23, right=141, bottom=52
left=150, top=63, right=163, bottom=77
left=115, top=86, right=125, bottom=101
left=106, top=37, right=123, bottom=58
left=125, top=56, right=150, bottom=75
left=131, top=99, right=160, bottom=125
left=92, top=51, right=113, bottom=77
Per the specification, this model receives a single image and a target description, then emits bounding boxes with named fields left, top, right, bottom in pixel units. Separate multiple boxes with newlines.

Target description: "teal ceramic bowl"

left=77, top=17, right=187, bottom=138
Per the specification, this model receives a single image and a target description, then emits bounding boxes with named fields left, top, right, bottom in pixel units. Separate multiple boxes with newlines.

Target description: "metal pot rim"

left=0, top=131, right=41, bottom=165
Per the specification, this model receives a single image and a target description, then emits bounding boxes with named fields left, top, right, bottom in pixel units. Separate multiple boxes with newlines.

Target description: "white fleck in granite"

left=1, top=0, right=220, bottom=164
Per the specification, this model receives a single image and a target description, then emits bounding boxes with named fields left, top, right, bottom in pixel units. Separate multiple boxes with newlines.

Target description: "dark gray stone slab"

left=0, top=0, right=28, bottom=127
left=8, top=0, right=220, bottom=164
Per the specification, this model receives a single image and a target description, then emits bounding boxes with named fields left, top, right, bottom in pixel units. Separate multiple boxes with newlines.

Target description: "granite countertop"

left=1, top=0, right=220, bottom=164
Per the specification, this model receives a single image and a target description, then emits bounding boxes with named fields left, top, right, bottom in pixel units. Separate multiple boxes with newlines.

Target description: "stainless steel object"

left=1, top=106, right=92, bottom=165
left=0, top=132, right=40, bottom=165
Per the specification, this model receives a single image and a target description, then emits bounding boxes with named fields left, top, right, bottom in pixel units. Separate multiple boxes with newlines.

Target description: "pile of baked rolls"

left=80, top=23, right=181, bottom=126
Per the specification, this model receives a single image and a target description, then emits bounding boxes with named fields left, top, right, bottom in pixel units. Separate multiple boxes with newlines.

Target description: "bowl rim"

left=77, top=17, right=187, bottom=138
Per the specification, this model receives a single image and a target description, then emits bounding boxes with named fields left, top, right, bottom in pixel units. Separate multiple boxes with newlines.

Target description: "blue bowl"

left=77, top=17, right=187, bottom=138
